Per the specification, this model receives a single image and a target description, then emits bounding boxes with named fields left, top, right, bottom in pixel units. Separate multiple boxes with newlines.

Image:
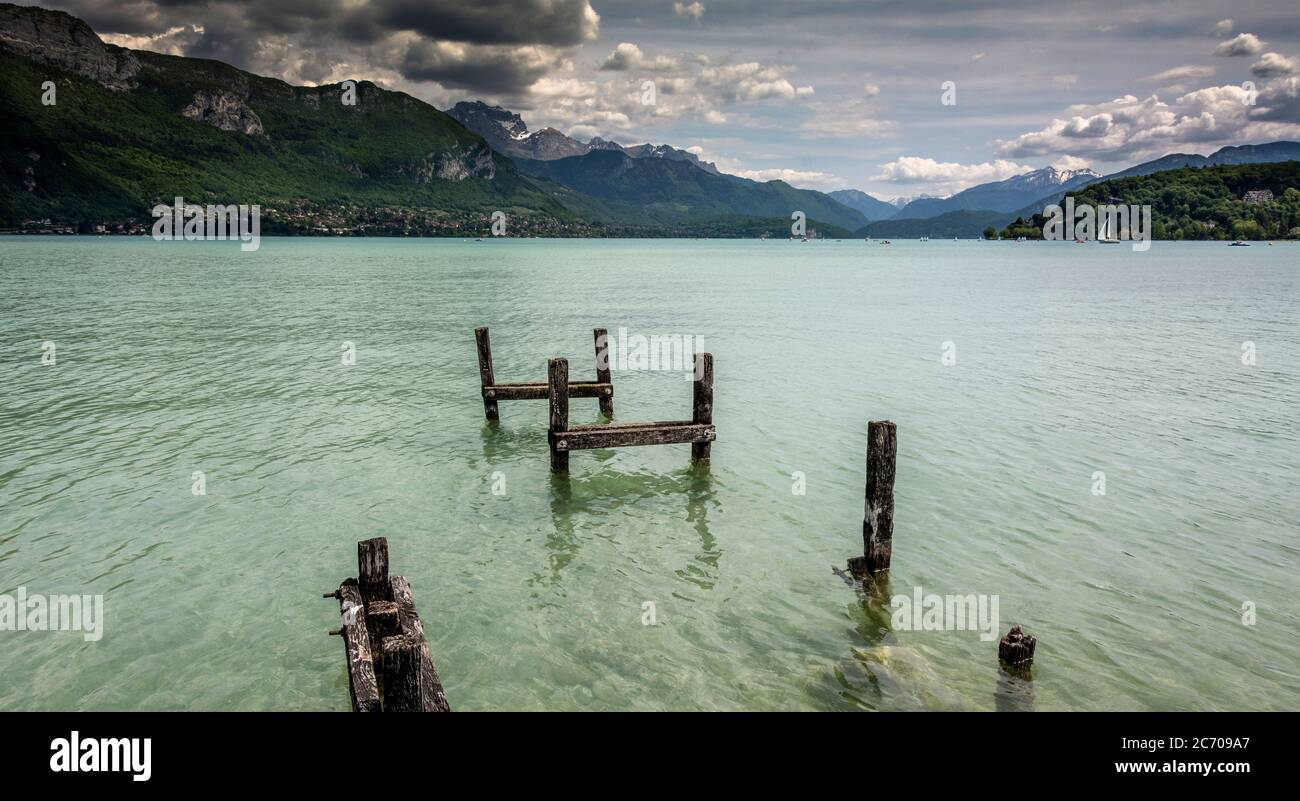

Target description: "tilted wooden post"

left=548, top=357, right=570, bottom=473
left=358, top=537, right=392, bottom=602
left=475, top=326, right=498, bottom=421
left=848, top=420, right=896, bottom=577
left=336, top=582, right=381, bottom=712
left=593, top=327, right=614, bottom=419
left=691, top=352, right=713, bottom=463
left=381, top=634, right=425, bottom=712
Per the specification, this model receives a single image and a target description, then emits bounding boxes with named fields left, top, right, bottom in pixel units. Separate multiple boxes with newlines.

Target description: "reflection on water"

left=538, top=463, right=721, bottom=590
left=995, top=668, right=1036, bottom=712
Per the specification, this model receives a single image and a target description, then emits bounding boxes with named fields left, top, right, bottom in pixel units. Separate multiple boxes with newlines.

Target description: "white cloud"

left=799, top=99, right=895, bottom=138
left=1144, top=65, right=1216, bottom=85
left=1051, top=155, right=1091, bottom=171
left=734, top=167, right=845, bottom=190
left=997, top=81, right=1300, bottom=162
left=1251, top=53, right=1300, bottom=79
left=698, top=62, right=812, bottom=102
left=863, top=83, right=881, bottom=97
left=873, top=157, right=1032, bottom=193
left=1212, top=19, right=1233, bottom=36
left=1215, top=33, right=1266, bottom=57
left=599, top=42, right=680, bottom=71
left=673, top=2, right=706, bottom=22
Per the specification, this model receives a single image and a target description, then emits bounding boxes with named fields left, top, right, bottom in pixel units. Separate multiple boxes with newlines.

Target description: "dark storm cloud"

left=373, top=0, right=598, bottom=47
left=37, top=0, right=599, bottom=93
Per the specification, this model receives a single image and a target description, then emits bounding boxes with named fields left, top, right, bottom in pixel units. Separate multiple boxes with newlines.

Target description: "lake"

left=0, top=236, right=1296, bottom=710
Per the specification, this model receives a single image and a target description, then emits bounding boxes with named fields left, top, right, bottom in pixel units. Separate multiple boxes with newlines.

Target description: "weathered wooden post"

left=475, top=326, right=498, bottom=421
left=336, top=581, right=381, bottom=712
left=548, top=357, right=570, bottom=473
left=358, top=537, right=391, bottom=602
left=848, top=420, right=896, bottom=577
left=998, top=625, right=1036, bottom=673
left=381, top=634, right=426, bottom=712
left=594, top=327, right=614, bottom=418
left=691, top=352, right=713, bottom=463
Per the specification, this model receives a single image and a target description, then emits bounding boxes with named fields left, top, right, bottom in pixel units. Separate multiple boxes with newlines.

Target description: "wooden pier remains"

left=547, top=352, right=715, bottom=473
left=325, top=537, right=451, bottom=712
left=998, top=625, right=1036, bottom=673
left=847, top=420, right=897, bottom=578
left=475, top=326, right=614, bottom=421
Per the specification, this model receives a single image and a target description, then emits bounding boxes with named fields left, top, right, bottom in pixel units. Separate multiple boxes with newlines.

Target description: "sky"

left=38, top=0, right=1300, bottom=200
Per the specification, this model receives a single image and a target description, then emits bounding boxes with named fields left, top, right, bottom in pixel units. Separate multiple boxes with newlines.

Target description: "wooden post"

left=381, top=634, right=425, bottom=712
left=691, top=352, right=713, bottom=463
left=337, top=582, right=381, bottom=712
left=475, top=326, right=498, bottom=421
left=998, top=625, right=1036, bottom=670
left=358, top=537, right=391, bottom=602
left=848, top=420, right=896, bottom=577
left=366, top=599, right=400, bottom=661
left=390, top=576, right=452, bottom=712
left=593, top=328, right=614, bottom=419
left=548, top=358, right=570, bottom=473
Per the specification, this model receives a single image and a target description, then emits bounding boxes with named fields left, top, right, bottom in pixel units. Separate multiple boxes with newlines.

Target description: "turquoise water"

left=0, top=236, right=1296, bottom=711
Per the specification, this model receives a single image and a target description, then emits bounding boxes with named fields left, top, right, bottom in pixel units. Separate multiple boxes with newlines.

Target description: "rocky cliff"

left=0, top=2, right=139, bottom=90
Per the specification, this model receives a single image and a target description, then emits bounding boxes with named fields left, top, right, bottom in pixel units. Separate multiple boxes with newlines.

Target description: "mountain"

left=863, top=209, right=1010, bottom=238
left=827, top=189, right=897, bottom=222
left=0, top=3, right=570, bottom=230
left=1107, top=141, right=1300, bottom=180
left=889, top=193, right=939, bottom=208
left=1005, top=141, right=1300, bottom=223
left=514, top=149, right=867, bottom=231
left=448, top=100, right=719, bottom=173
left=606, top=140, right=720, bottom=174
left=892, top=166, right=1100, bottom=219
left=1000, top=161, right=1300, bottom=240
left=446, top=101, right=589, bottom=161
left=0, top=2, right=819, bottom=236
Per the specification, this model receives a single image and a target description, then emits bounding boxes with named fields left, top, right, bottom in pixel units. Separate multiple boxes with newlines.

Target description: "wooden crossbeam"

left=551, top=421, right=714, bottom=451
left=475, top=326, right=613, bottom=420
left=548, top=352, right=714, bottom=472
left=484, top=380, right=611, bottom=401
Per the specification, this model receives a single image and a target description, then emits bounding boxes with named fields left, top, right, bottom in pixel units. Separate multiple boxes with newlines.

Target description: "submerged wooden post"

left=358, top=537, right=391, bottom=602
left=593, top=328, right=614, bottom=419
left=548, top=357, right=570, bottom=473
left=691, top=352, right=713, bottom=463
left=848, top=420, right=896, bottom=577
left=998, top=625, right=1036, bottom=671
left=475, top=326, right=498, bottom=421
left=381, top=634, right=425, bottom=712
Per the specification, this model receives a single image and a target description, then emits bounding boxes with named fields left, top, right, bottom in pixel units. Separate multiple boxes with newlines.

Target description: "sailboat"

left=1098, top=212, right=1120, bottom=244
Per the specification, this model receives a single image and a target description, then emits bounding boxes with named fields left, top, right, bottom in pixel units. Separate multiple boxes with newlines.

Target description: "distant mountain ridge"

left=447, top=100, right=720, bottom=174
left=827, top=189, right=896, bottom=222
left=1106, top=142, right=1300, bottom=180
left=891, top=166, right=1100, bottom=219
left=514, top=149, right=867, bottom=231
